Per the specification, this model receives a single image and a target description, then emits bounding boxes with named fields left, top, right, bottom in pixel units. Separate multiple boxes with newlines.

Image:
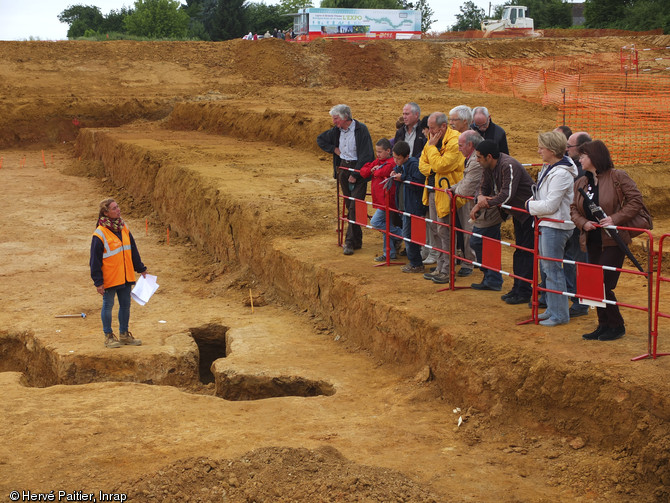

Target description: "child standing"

left=360, top=138, right=402, bottom=261
left=390, top=141, right=427, bottom=273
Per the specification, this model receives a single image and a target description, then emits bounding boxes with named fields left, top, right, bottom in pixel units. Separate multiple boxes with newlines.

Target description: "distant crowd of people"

left=243, top=28, right=296, bottom=40
left=317, top=103, right=650, bottom=342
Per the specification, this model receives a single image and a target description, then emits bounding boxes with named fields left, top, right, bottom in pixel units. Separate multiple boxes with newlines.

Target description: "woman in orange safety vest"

left=90, top=198, right=147, bottom=349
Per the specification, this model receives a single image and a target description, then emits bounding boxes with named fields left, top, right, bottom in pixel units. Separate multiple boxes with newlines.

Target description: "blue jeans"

left=471, top=224, right=503, bottom=289
left=539, top=226, right=572, bottom=323
left=402, top=214, right=423, bottom=267
left=538, top=227, right=587, bottom=306
left=101, top=284, right=132, bottom=334
left=370, top=208, right=402, bottom=258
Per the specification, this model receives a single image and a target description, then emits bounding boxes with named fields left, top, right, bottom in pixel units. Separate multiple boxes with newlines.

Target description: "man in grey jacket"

left=449, top=130, right=483, bottom=278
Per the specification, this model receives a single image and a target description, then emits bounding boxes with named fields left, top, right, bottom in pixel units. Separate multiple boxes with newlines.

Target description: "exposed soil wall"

left=0, top=329, right=199, bottom=387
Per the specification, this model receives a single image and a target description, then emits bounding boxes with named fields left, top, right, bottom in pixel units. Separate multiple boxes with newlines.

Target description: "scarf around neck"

left=98, top=216, right=125, bottom=233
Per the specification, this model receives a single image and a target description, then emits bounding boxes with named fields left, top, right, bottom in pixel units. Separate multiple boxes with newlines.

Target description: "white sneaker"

left=423, top=256, right=437, bottom=265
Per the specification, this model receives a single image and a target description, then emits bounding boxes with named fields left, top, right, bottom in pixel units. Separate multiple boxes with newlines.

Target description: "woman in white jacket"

left=526, top=131, right=577, bottom=326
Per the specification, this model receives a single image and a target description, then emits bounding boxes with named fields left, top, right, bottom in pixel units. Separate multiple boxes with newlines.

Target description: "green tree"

left=409, top=0, right=434, bottom=32
left=124, top=0, right=191, bottom=38
left=246, top=3, right=290, bottom=34
left=100, top=7, right=134, bottom=33
left=58, top=5, right=104, bottom=38
left=397, top=0, right=434, bottom=32
left=452, top=0, right=485, bottom=31
left=278, top=0, right=314, bottom=14
left=182, top=0, right=209, bottom=38
left=584, top=0, right=669, bottom=32
left=620, top=0, right=670, bottom=32
left=204, top=0, right=248, bottom=41
left=188, top=0, right=248, bottom=41
left=584, top=0, right=631, bottom=27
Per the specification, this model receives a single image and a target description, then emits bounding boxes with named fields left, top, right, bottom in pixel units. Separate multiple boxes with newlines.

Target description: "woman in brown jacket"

left=570, top=140, right=644, bottom=342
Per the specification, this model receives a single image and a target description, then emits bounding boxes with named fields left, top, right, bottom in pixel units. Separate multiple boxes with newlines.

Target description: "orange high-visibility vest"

left=93, top=226, right=135, bottom=289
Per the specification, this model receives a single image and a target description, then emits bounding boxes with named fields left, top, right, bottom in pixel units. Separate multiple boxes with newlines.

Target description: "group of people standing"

left=317, top=103, right=649, bottom=342
left=244, top=28, right=295, bottom=40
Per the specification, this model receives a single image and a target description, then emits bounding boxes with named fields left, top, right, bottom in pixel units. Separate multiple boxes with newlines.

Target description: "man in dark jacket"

left=317, top=104, right=374, bottom=255
left=393, top=102, right=427, bottom=158
left=471, top=106, right=509, bottom=155
left=470, top=140, right=534, bottom=304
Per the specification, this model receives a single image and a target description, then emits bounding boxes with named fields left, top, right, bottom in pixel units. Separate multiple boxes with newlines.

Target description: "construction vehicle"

left=481, top=5, right=536, bottom=38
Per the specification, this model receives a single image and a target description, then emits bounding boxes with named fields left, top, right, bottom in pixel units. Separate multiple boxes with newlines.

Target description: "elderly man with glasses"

left=471, top=106, right=509, bottom=155
left=448, top=105, right=473, bottom=134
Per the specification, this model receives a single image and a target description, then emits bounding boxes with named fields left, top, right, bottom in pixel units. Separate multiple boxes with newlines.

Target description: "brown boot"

left=119, top=331, right=142, bottom=346
left=104, top=333, right=121, bottom=349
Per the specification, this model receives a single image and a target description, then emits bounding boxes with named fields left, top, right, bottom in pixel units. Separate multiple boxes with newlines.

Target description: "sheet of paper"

left=131, top=274, right=159, bottom=306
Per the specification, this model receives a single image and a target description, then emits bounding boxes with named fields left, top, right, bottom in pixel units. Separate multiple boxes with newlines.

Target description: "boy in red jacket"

left=360, top=138, right=402, bottom=261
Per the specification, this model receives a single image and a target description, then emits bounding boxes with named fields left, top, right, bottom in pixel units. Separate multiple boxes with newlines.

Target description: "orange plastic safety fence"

left=448, top=57, right=670, bottom=164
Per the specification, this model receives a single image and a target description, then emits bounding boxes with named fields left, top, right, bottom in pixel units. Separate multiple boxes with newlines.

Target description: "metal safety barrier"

left=335, top=171, right=666, bottom=361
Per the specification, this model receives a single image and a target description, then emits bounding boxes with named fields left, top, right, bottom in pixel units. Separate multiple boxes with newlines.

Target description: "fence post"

left=336, top=171, right=343, bottom=247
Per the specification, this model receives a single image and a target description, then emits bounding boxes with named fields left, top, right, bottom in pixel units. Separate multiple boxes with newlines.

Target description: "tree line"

left=58, top=0, right=436, bottom=41
left=453, top=0, right=669, bottom=33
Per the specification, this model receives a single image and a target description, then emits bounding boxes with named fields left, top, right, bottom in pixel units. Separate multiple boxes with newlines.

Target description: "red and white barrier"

left=336, top=168, right=666, bottom=361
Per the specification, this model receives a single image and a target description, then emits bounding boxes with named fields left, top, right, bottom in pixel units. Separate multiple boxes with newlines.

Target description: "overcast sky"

left=0, top=0, right=499, bottom=41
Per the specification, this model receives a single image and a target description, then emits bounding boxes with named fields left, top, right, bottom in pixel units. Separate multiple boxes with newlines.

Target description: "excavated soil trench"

left=0, top=325, right=334, bottom=401
left=2, top=38, right=670, bottom=502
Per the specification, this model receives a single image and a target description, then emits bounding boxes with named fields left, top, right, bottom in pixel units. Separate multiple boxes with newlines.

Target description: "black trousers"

left=587, top=243, right=625, bottom=328
left=339, top=169, right=367, bottom=248
left=512, top=215, right=534, bottom=297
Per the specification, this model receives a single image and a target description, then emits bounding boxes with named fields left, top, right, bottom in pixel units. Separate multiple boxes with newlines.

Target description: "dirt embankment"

left=3, top=36, right=661, bottom=147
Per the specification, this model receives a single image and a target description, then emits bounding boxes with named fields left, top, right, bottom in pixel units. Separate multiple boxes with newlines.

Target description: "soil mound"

left=119, top=446, right=439, bottom=502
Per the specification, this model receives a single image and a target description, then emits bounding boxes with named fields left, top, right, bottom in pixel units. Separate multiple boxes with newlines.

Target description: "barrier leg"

left=518, top=221, right=541, bottom=325
left=374, top=191, right=403, bottom=267
left=633, top=237, right=670, bottom=360
left=336, top=176, right=343, bottom=247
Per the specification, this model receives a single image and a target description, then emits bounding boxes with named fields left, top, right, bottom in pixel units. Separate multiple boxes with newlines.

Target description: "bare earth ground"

left=1, top=36, right=670, bottom=502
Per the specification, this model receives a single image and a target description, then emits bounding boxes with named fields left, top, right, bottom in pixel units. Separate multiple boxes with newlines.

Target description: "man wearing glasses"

left=471, top=106, right=509, bottom=155
left=448, top=105, right=473, bottom=134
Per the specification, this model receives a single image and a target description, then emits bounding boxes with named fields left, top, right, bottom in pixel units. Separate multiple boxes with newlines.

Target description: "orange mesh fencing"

left=428, top=28, right=663, bottom=40
left=541, top=28, right=663, bottom=38
left=448, top=56, right=670, bottom=164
